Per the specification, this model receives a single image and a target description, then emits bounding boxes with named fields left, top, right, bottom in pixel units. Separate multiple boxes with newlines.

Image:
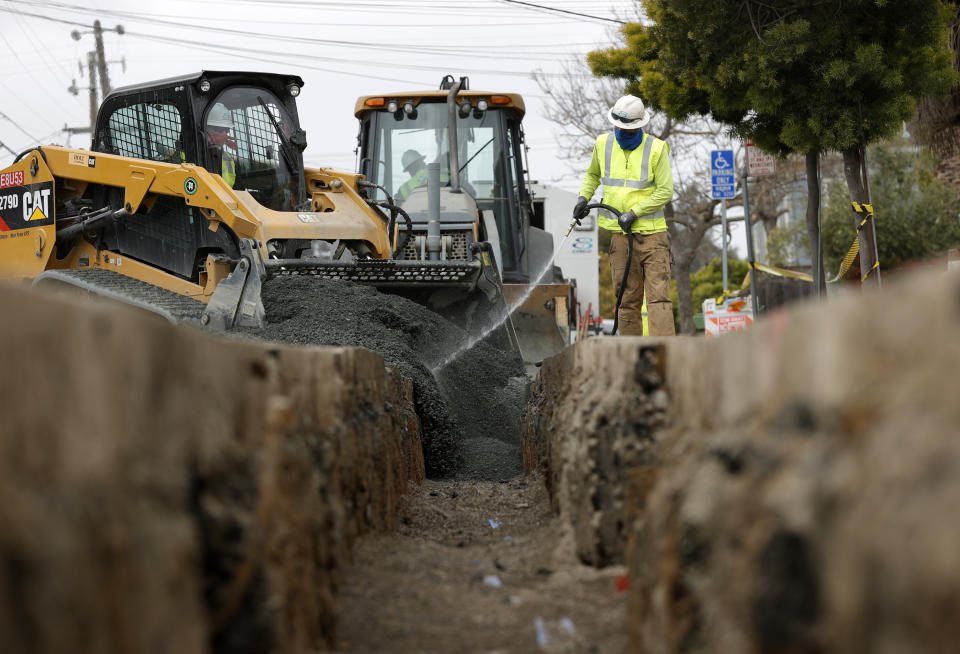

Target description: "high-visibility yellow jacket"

left=179, top=149, right=236, bottom=188
left=396, top=166, right=449, bottom=203
left=579, top=132, right=673, bottom=235
left=220, top=151, right=236, bottom=188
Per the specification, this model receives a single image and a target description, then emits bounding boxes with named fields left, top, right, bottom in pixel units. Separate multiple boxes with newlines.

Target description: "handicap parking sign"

left=711, top=150, right=735, bottom=199
left=711, top=150, right=733, bottom=174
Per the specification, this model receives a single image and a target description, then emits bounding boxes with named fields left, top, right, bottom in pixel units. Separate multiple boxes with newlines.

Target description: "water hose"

left=574, top=203, right=637, bottom=336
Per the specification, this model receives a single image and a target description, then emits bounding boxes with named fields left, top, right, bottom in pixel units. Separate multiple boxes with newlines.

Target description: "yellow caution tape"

left=738, top=260, right=813, bottom=293
left=827, top=202, right=879, bottom=283
left=751, top=261, right=813, bottom=282
left=714, top=288, right=736, bottom=305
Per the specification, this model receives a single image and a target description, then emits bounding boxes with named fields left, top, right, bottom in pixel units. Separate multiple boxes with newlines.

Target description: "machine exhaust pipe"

left=427, top=162, right=441, bottom=261
left=445, top=77, right=463, bottom=193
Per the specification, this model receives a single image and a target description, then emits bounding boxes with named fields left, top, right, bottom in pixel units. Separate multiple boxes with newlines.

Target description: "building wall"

left=530, top=182, right=600, bottom=325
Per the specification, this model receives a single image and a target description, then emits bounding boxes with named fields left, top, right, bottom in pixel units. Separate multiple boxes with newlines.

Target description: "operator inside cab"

left=204, top=102, right=238, bottom=188
left=395, top=148, right=451, bottom=204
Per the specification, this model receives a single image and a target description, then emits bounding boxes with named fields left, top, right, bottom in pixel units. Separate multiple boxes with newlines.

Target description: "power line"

left=128, top=32, right=433, bottom=86
left=127, top=29, right=566, bottom=80
left=495, top=0, right=626, bottom=24
left=0, top=110, right=42, bottom=143
left=0, top=6, right=570, bottom=87
left=4, top=4, right=589, bottom=60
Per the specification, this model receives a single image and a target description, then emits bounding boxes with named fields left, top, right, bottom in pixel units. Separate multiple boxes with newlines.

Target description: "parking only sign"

left=711, top=150, right=735, bottom=199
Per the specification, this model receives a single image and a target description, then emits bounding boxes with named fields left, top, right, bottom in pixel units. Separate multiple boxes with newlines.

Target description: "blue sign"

left=711, top=150, right=735, bottom=199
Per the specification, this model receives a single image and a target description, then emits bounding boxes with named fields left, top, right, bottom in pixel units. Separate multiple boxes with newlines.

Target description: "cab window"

left=106, top=103, right=182, bottom=163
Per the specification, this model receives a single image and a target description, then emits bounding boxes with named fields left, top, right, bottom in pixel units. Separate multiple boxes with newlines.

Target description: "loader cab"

left=355, top=85, right=536, bottom=283
left=89, top=71, right=308, bottom=280
left=95, top=71, right=308, bottom=212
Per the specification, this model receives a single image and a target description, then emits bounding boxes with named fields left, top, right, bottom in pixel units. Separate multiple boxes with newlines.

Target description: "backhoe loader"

left=0, top=71, right=512, bottom=348
left=354, top=75, right=574, bottom=368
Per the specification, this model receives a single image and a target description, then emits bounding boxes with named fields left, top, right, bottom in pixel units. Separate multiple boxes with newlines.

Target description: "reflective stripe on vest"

left=597, top=133, right=666, bottom=230
left=397, top=168, right=428, bottom=201
left=600, top=134, right=656, bottom=190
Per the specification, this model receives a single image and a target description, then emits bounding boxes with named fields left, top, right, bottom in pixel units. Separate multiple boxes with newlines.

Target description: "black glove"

left=572, top=196, right=589, bottom=224
left=618, top=209, right=638, bottom=233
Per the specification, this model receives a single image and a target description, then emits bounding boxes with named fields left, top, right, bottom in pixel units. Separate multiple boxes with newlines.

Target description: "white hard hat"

left=207, top=103, right=234, bottom=129
left=608, top=95, right=649, bottom=129
left=401, top=149, right=425, bottom=172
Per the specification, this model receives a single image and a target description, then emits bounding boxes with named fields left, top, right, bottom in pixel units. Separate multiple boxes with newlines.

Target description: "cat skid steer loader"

left=0, top=71, right=511, bottom=346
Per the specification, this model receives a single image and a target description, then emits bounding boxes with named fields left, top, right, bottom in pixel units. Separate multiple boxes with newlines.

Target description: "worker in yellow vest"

left=396, top=149, right=450, bottom=204
left=203, top=102, right=238, bottom=188
left=573, top=94, right=676, bottom=336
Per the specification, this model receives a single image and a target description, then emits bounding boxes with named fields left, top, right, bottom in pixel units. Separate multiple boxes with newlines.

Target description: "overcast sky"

left=0, top=0, right=757, bottom=258
left=0, top=0, right=642, bottom=190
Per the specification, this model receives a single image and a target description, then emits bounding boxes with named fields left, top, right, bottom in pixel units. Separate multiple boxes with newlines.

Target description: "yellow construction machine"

left=0, top=71, right=508, bottom=340
left=354, top=75, right=574, bottom=367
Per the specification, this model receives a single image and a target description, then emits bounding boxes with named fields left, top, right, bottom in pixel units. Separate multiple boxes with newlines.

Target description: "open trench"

left=2, top=270, right=960, bottom=654
left=247, top=277, right=629, bottom=651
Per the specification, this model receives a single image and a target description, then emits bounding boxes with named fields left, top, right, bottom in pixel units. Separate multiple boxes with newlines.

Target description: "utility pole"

left=93, top=20, right=112, bottom=98
left=86, top=51, right=98, bottom=131
left=69, top=20, right=124, bottom=135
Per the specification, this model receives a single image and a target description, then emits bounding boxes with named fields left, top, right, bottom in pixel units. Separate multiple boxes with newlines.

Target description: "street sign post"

left=746, top=141, right=775, bottom=176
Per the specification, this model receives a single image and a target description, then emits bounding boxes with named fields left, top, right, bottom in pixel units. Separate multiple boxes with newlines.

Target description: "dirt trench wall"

left=0, top=285, right=423, bottom=654
left=523, top=271, right=960, bottom=653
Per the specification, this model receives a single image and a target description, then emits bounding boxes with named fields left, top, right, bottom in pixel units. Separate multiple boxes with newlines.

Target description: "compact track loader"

left=0, top=71, right=510, bottom=343
left=354, top=75, right=575, bottom=368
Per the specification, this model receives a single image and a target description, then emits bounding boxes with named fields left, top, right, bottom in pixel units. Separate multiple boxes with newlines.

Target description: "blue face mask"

left=615, top=128, right=644, bottom=151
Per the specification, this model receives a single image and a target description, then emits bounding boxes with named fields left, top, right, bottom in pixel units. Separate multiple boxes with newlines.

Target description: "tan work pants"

left=609, top=231, right=676, bottom=336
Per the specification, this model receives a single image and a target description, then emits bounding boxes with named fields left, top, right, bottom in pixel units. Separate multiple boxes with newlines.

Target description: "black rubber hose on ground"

left=582, top=203, right=633, bottom=336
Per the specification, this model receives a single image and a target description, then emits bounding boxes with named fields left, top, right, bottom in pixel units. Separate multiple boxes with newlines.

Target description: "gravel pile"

left=241, top=277, right=528, bottom=480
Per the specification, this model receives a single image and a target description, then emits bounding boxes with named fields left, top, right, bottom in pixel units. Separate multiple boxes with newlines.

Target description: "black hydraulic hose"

left=374, top=202, right=413, bottom=258
left=469, top=240, right=501, bottom=288
left=56, top=205, right=128, bottom=242
left=356, top=180, right=415, bottom=260
left=13, top=145, right=46, bottom=164
left=583, top=202, right=637, bottom=336
left=389, top=204, right=414, bottom=257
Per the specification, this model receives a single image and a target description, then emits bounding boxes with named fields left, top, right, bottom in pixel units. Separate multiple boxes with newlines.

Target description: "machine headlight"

left=386, top=100, right=399, bottom=113
left=288, top=84, right=301, bottom=97
left=198, top=79, right=211, bottom=93
left=477, top=99, right=489, bottom=111
left=458, top=101, right=472, bottom=118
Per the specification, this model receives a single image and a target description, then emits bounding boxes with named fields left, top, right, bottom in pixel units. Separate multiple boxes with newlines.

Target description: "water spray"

left=430, top=202, right=622, bottom=373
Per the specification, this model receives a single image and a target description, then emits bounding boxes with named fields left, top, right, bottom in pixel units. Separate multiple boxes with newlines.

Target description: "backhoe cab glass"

left=205, top=87, right=305, bottom=212
left=366, top=102, right=523, bottom=273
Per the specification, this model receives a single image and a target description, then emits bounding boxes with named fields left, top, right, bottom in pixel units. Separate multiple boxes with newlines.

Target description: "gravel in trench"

left=240, top=277, right=528, bottom=480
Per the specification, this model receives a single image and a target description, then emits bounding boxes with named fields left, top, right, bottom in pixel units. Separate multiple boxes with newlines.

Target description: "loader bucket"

left=262, top=256, right=523, bottom=362
left=502, top=283, right=572, bottom=375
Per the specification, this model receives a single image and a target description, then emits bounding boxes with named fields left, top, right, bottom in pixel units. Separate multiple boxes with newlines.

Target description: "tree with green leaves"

left=590, top=0, right=956, bottom=290
left=821, top=135, right=960, bottom=275
left=758, top=135, right=960, bottom=275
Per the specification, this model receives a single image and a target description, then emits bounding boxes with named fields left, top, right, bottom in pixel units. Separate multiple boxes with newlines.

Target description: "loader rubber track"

left=33, top=268, right=206, bottom=325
